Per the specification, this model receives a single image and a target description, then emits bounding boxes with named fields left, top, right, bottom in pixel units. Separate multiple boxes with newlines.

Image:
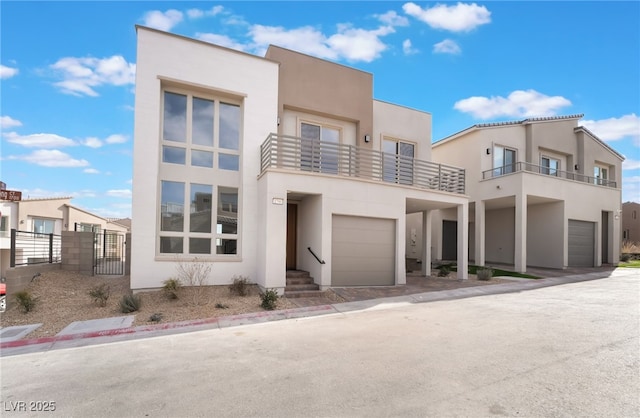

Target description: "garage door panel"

left=568, top=220, right=594, bottom=267
left=332, top=215, right=395, bottom=286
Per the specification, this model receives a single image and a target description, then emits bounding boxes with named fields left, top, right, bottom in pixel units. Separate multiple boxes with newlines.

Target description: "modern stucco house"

left=419, top=115, right=623, bottom=272
left=622, top=201, right=640, bottom=242
left=131, top=26, right=470, bottom=292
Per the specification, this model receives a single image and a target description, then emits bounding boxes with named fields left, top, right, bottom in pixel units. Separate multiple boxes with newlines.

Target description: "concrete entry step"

left=286, top=270, right=312, bottom=279
left=284, top=290, right=324, bottom=299
left=0, top=324, right=43, bottom=342
left=57, top=316, right=135, bottom=336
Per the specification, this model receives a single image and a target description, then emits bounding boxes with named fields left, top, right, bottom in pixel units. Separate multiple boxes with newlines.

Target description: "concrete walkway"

left=0, top=266, right=622, bottom=357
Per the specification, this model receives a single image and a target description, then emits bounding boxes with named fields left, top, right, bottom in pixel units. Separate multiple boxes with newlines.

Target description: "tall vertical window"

left=383, top=138, right=415, bottom=185
left=159, top=88, right=241, bottom=256
left=541, top=156, right=560, bottom=176
left=594, top=165, right=608, bottom=185
left=493, top=146, right=516, bottom=176
left=300, top=122, right=340, bottom=173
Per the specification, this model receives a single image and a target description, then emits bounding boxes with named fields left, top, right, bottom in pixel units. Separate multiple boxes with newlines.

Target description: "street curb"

left=0, top=271, right=619, bottom=356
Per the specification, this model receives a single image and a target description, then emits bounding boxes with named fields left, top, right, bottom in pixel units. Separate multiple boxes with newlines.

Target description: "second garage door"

left=568, top=220, right=595, bottom=267
left=332, top=215, right=395, bottom=286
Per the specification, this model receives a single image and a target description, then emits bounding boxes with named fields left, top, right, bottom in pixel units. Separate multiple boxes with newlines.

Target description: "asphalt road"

left=1, top=268, right=638, bottom=417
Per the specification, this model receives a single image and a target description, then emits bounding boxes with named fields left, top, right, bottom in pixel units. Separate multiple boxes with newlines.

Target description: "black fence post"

left=10, top=228, right=16, bottom=267
left=49, top=233, right=54, bottom=264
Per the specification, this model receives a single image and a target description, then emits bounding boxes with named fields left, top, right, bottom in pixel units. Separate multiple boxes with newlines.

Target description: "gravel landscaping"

left=0, top=270, right=296, bottom=339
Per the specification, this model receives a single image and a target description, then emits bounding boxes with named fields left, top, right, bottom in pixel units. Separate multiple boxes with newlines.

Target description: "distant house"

left=0, top=196, right=129, bottom=278
left=131, top=26, right=469, bottom=293
left=426, top=115, right=623, bottom=271
left=622, top=201, right=640, bottom=243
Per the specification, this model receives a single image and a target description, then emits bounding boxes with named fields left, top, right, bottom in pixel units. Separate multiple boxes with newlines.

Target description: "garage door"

left=568, top=220, right=595, bottom=267
left=332, top=215, right=395, bottom=286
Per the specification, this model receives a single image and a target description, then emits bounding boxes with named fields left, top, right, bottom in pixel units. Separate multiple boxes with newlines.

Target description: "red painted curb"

left=1, top=305, right=335, bottom=350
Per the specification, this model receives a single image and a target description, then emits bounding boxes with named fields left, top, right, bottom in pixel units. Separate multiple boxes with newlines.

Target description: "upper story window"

left=383, top=138, right=415, bottom=185
left=159, top=88, right=242, bottom=258
left=493, top=146, right=516, bottom=176
left=594, top=165, right=608, bottom=185
left=300, top=121, right=341, bottom=173
left=162, top=91, right=240, bottom=172
left=541, top=156, right=560, bottom=176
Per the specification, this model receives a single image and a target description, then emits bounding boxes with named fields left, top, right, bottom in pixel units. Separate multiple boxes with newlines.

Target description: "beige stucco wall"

left=527, top=201, right=564, bottom=268
left=622, top=202, right=640, bottom=243
left=131, top=27, right=279, bottom=290
left=265, top=45, right=373, bottom=149
left=281, top=108, right=357, bottom=146
left=372, top=100, right=432, bottom=160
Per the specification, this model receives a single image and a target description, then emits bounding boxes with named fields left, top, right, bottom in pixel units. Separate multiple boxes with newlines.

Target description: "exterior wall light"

left=574, top=164, right=580, bottom=170
left=364, top=134, right=371, bottom=143
left=486, top=148, right=491, bottom=155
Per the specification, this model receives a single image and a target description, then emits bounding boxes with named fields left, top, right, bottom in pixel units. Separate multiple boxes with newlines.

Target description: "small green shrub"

left=260, top=289, right=279, bottom=311
left=88, top=284, right=111, bottom=307
left=119, top=293, right=142, bottom=313
left=229, top=275, right=250, bottom=296
left=15, top=290, right=37, bottom=313
left=438, top=266, right=451, bottom=277
left=620, top=253, right=631, bottom=262
left=215, top=302, right=229, bottom=309
left=149, top=313, right=163, bottom=322
left=162, top=278, right=182, bottom=300
left=476, top=267, right=493, bottom=281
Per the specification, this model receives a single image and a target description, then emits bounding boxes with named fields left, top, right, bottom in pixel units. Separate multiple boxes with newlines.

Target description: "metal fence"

left=260, top=134, right=466, bottom=194
left=94, top=231, right=126, bottom=275
left=10, top=229, right=62, bottom=267
left=482, top=162, right=617, bottom=187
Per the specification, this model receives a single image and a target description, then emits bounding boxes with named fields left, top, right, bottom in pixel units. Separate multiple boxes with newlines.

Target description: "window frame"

left=157, top=86, right=243, bottom=260
left=298, top=119, right=342, bottom=174
left=493, top=145, right=517, bottom=176
left=594, top=164, right=609, bottom=185
left=382, top=136, right=416, bottom=185
left=540, top=155, right=560, bottom=176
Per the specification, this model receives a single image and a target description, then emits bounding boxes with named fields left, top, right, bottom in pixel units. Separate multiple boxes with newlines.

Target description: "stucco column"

left=457, top=202, right=469, bottom=280
left=421, top=210, right=432, bottom=276
left=515, top=193, right=527, bottom=273
left=475, top=200, right=485, bottom=266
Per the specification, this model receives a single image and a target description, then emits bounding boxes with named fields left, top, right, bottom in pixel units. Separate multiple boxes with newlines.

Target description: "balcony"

left=260, top=134, right=465, bottom=194
left=482, top=162, right=617, bottom=188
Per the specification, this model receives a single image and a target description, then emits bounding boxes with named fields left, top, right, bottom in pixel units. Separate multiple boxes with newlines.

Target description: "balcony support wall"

left=515, top=193, right=528, bottom=273
left=475, top=200, right=486, bottom=266
left=421, top=210, right=432, bottom=277
left=457, top=202, right=469, bottom=280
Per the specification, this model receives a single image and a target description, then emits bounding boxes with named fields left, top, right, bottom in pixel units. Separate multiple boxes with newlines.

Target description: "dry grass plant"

left=175, top=257, right=212, bottom=306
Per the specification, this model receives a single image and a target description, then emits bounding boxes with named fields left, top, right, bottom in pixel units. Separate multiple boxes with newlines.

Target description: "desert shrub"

left=438, top=265, right=451, bottom=277
left=620, top=253, right=631, bottom=262
left=215, top=302, right=229, bottom=309
left=260, top=289, right=279, bottom=311
left=162, top=278, right=182, bottom=300
left=476, top=267, right=493, bottom=281
left=15, top=290, right=37, bottom=313
left=88, top=283, right=111, bottom=307
left=149, top=313, right=163, bottom=322
left=229, top=276, right=250, bottom=296
left=175, top=257, right=212, bottom=306
left=621, top=240, right=639, bottom=254
left=119, top=293, right=142, bottom=313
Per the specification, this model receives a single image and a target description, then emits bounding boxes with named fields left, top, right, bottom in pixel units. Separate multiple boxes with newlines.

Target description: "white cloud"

left=51, top=55, right=136, bottom=97
left=105, top=134, right=128, bottom=144
left=403, top=39, right=419, bottom=55
left=376, top=11, right=409, bottom=27
left=433, top=39, right=461, bottom=55
left=82, top=137, right=102, bottom=148
left=107, top=189, right=132, bottom=198
left=11, top=150, right=89, bottom=167
left=142, top=9, right=183, bottom=31
left=0, top=64, right=18, bottom=79
left=196, top=33, right=249, bottom=51
left=1, top=116, right=22, bottom=129
left=249, top=23, right=394, bottom=62
left=3, top=131, right=76, bottom=148
left=623, top=159, right=640, bottom=170
left=623, top=175, right=640, bottom=202
left=186, top=9, right=204, bottom=18
left=403, top=2, right=491, bottom=32
left=84, top=168, right=100, bottom=174
left=454, top=89, right=572, bottom=119
left=187, top=5, right=224, bottom=19
left=582, top=113, right=640, bottom=145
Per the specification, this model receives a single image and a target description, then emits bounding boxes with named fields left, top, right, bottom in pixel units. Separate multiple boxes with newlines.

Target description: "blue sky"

left=1, top=1, right=639, bottom=219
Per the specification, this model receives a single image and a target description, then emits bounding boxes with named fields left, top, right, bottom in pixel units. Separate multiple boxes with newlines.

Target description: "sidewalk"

left=0, top=267, right=619, bottom=357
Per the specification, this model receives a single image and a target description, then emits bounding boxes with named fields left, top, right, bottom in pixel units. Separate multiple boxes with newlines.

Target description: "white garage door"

left=332, top=215, right=395, bottom=286
left=568, top=220, right=595, bottom=267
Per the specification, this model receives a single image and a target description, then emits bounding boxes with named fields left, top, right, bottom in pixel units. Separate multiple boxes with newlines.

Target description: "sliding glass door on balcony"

left=383, top=139, right=414, bottom=185
left=300, top=122, right=340, bottom=174
left=493, top=146, right=516, bottom=176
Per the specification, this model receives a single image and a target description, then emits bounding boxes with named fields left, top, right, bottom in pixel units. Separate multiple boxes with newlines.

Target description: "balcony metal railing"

left=482, top=162, right=617, bottom=188
left=260, top=134, right=465, bottom=194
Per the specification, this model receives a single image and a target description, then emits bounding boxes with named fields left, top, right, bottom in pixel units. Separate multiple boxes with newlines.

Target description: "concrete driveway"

left=1, top=268, right=638, bottom=417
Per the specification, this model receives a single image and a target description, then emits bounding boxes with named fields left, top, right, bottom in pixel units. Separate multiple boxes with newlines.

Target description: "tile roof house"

left=427, top=114, right=623, bottom=271
left=131, top=27, right=470, bottom=293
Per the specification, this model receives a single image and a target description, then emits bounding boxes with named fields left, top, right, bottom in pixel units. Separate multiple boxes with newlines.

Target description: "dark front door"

left=442, top=220, right=458, bottom=261
left=286, top=204, right=297, bottom=270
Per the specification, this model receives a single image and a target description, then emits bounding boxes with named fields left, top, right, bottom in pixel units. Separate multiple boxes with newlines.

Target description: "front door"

left=286, top=203, right=297, bottom=270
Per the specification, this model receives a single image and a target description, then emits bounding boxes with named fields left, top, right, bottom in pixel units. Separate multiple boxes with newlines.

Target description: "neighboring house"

left=425, top=115, right=623, bottom=272
left=622, top=201, right=640, bottom=243
left=131, top=27, right=469, bottom=292
left=0, top=196, right=129, bottom=278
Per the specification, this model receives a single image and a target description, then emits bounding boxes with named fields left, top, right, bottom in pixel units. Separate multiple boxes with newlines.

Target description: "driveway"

left=1, top=268, right=638, bottom=417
